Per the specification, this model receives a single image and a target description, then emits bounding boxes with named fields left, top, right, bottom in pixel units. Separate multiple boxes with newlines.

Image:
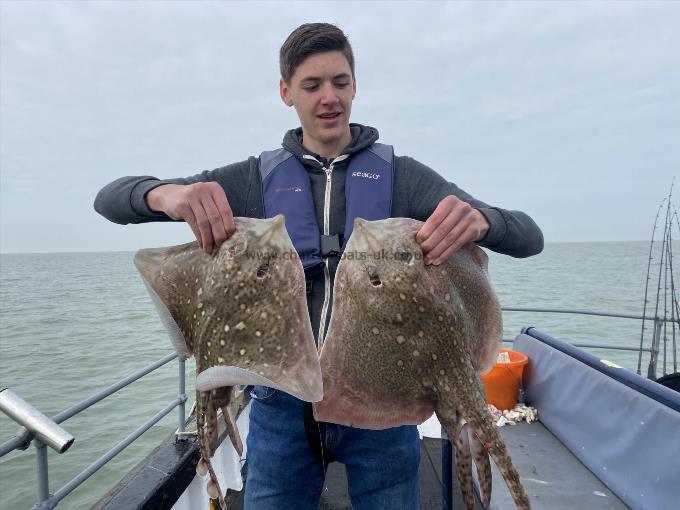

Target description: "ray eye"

left=227, top=246, right=237, bottom=258
left=395, top=247, right=413, bottom=264
left=256, top=258, right=270, bottom=279
left=367, top=265, right=382, bottom=287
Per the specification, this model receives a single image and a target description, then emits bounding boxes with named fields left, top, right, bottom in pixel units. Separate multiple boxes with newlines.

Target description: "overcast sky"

left=1, top=1, right=678, bottom=254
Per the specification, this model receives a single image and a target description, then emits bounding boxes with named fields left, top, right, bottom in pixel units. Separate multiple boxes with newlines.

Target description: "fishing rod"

left=638, top=196, right=666, bottom=374
left=639, top=179, right=680, bottom=379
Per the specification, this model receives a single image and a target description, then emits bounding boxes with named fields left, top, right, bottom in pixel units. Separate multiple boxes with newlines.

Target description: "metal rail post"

left=35, top=440, right=50, bottom=506
left=177, top=358, right=187, bottom=439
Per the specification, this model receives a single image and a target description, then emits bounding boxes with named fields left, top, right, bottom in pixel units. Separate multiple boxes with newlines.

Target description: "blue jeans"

left=244, top=386, right=420, bottom=510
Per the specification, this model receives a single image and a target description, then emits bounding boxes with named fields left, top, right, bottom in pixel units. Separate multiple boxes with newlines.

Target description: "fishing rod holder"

left=0, top=387, right=75, bottom=454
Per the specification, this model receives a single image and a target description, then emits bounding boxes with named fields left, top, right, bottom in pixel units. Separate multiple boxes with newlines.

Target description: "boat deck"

left=487, top=421, right=626, bottom=509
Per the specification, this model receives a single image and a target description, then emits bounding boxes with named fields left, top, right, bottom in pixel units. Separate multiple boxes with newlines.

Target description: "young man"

left=95, top=23, right=543, bottom=509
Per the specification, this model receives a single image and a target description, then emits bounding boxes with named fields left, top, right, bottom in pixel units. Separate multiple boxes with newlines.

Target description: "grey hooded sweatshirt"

left=94, top=123, right=543, bottom=343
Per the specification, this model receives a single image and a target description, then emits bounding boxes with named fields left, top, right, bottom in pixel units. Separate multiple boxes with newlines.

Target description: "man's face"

left=280, top=51, right=356, bottom=153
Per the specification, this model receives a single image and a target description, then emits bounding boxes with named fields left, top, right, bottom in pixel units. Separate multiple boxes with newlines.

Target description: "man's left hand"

left=416, top=195, right=490, bottom=265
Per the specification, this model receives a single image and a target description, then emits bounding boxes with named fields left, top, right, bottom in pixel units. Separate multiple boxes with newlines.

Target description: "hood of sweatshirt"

left=281, top=123, right=379, bottom=171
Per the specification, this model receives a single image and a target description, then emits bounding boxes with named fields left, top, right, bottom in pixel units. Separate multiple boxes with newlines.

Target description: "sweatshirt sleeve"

left=394, top=156, right=544, bottom=258
left=93, top=159, right=256, bottom=225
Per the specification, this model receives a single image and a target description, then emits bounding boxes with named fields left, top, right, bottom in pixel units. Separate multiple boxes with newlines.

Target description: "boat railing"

left=0, top=307, right=677, bottom=510
left=0, top=352, right=188, bottom=510
left=502, top=306, right=678, bottom=378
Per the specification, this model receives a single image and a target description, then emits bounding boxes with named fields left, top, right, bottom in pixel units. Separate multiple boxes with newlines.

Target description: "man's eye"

left=335, top=82, right=349, bottom=88
left=304, top=85, right=319, bottom=91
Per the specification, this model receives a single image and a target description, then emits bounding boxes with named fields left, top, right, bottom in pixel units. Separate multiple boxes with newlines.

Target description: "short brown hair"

left=279, top=23, right=355, bottom=84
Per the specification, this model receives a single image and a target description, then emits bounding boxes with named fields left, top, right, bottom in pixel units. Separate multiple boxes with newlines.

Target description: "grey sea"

left=0, top=242, right=674, bottom=510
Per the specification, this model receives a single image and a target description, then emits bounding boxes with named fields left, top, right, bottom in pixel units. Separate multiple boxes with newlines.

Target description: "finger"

left=433, top=223, right=478, bottom=265
left=177, top=203, right=203, bottom=250
left=416, top=196, right=455, bottom=245
left=426, top=213, right=472, bottom=262
left=189, top=198, right=215, bottom=254
left=421, top=201, right=470, bottom=257
left=201, top=195, right=228, bottom=248
left=210, top=185, right=235, bottom=239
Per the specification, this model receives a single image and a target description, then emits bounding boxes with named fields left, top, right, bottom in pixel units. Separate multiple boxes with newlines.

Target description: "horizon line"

left=0, top=238, right=667, bottom=256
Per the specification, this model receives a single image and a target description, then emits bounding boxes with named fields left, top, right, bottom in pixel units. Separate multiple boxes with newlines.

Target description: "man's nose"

left=319, top=83, right=339, bottom=105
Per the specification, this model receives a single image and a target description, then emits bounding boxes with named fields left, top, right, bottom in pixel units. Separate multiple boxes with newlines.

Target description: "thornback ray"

left=314, top=217, right=531, bottom=510
left=134, top=215, right=322, bottom=508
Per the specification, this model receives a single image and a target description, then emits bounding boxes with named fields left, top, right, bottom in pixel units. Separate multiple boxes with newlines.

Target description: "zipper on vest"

left=302, top=153, right=348, bottom=349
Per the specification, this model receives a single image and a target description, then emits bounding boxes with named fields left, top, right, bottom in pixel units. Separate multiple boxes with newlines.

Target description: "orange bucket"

left=481, top=349, right=528, bottom=411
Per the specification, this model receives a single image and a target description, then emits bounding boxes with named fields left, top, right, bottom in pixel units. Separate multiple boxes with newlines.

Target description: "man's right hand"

left=146, top=183, right=236, bottom=254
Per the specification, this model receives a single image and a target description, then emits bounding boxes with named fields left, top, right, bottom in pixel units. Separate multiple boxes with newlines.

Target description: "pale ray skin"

left=134, top=216, right=322, bottom=509
left=315, top=217, right=531, bottom=510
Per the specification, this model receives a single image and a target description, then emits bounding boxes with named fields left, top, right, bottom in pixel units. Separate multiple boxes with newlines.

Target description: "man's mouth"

left=318, top=112, right=342, bottom=119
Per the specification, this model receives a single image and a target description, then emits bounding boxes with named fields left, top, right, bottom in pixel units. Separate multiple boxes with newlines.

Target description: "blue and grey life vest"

left=259, top=144, right=394, bottom=278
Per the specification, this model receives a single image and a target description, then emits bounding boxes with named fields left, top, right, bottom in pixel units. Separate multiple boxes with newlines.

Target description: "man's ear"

left=280, top=78, right=294, bottom=107
left=352, top=77, right=356, bottom=100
